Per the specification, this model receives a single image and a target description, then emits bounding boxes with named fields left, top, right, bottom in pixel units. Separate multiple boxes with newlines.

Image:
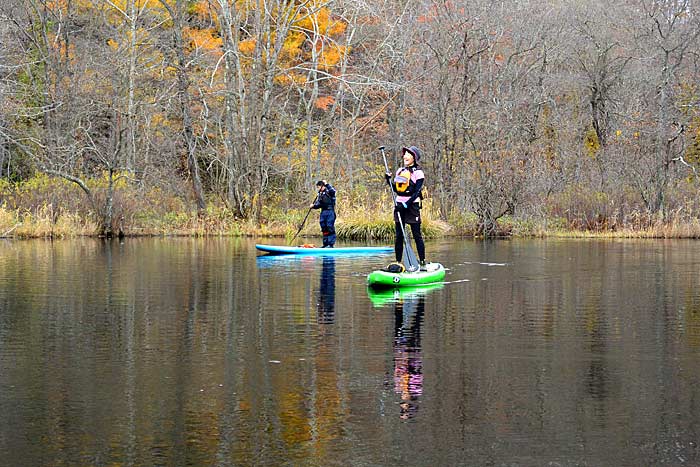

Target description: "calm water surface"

left=1, top=238, right=699, bottom=466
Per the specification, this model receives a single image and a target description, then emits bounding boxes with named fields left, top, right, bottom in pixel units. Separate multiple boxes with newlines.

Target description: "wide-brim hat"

left=402, top=146, right=422, bottom=162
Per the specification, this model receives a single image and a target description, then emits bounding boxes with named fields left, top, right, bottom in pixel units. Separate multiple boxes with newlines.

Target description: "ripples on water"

left=1, top=238, right=699, bottom=466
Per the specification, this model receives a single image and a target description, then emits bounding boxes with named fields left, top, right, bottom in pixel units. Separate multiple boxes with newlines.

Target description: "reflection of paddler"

left=392, top=295, right=425, bottom=420
left=317, top=256, right=336, bottom=324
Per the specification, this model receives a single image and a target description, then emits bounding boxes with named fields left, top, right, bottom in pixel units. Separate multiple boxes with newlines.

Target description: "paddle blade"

left=403, top=229, right=420, bottom=272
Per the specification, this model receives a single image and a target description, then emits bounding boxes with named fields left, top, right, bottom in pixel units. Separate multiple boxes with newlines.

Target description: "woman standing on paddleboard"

left=385, top=146, right=426, bottom=268
left=310, top=180, right=337, bottom=248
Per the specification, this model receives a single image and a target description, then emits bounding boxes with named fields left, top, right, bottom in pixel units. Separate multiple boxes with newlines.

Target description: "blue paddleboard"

left=256, top=244, right=392, bottom=255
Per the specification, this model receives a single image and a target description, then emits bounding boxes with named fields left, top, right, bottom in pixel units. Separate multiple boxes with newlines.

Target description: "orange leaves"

left=205, top=0, right=349, bottom=87
left=239, top=38, right=257, bottom=55
left=314, top=95, right=335, bottom=110
left=184, top=27, right=222, bottom=52
left=291, top=5, right=348, bottom=72
left=296, top=7, right=344, bottom=37
left=322, top=45, right=348, bottom=70
left=45, top=31, right=77, bottom=61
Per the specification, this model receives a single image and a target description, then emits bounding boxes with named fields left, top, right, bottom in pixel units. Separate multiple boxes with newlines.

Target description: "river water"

left=1, top=237, right=699, bottom=466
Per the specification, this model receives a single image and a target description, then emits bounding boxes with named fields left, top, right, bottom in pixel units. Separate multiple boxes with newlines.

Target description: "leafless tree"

left=620, top=0, right=700, bottom=217
left=158, top=0, right=207, bottom=214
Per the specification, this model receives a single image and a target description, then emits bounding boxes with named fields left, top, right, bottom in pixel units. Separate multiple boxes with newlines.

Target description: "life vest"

left=317, top=189, right=336, bottom=210
left=394, top=166, right=421, bottom=197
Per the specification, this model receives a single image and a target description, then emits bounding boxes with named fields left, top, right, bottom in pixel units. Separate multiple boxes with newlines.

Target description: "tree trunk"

left=162, top=0, right=207, bottom=214
left=101, top=168, right=115, bottom=238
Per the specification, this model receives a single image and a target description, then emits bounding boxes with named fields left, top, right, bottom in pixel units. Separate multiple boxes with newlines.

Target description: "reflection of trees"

left=585, top=299, right=608, bottom=403
left=240, top=253, right=346, bottom=464
left=392, top=296, right=425, bottom=420
left=0, top=239, right=255, bottom=465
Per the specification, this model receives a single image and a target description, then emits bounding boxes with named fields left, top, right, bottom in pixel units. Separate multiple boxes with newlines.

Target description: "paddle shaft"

left=379, top=146, right=419, bottom=271
left=289, top=193, right=319, bottom=244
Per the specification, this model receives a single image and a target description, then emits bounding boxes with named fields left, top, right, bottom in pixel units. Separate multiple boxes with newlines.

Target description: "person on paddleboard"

left=385, top=146, right=426, bottom=268
left=310, top=180, right=337, bottom=248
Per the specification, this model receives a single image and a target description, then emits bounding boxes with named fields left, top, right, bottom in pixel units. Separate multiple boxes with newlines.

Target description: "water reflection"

left=317, top=256, right=335, bottom=324
left=392, top=295, right=425, bottom=420
left=366, top=283, right=444, bottom=308
left=368, top=285, right=442, bottom=420
left=4, top=238, right=700, bottom=465
left=254, top=252, right=301, bottom=270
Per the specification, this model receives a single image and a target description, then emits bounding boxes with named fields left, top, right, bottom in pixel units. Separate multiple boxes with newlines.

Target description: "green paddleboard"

left=367, top=263, right=446, bottom=288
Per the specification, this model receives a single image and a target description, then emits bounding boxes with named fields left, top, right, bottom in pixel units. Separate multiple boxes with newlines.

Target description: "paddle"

left=379, top=146, right=420, bottom=272
left=289, top=193, right=319, bottom=245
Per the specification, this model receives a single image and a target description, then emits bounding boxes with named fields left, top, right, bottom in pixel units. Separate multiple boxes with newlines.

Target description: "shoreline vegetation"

left=3, top=178, right=700, bottom=240
left=5, top=205, right=700, bottom=240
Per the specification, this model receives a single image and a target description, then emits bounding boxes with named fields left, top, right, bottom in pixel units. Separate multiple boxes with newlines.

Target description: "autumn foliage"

left=1, top=0, right=700, bottom=237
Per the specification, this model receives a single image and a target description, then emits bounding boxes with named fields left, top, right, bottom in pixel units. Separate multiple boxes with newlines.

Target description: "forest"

left=1, top=0, right=699, bottom=238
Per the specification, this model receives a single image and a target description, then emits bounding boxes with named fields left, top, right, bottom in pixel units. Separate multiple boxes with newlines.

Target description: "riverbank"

left=3, top=204, right=700, bottom=240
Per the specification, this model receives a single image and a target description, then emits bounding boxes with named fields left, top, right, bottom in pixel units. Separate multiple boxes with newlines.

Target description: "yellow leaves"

left=281, top=32, right=305, bottom=60
left=85, top=171, right=132, bottom=190
left=683, top=118, right=700, bottom=168
left=94, top=0, right=171, bottom=28
left=184, top=27, right=222, bottom=52
left=190, top=1, right=212, bottom=20
left=46, top=0, right=68, bottom=10
left=150, top=112, right=167, bottom=128
left=239, top=38, right=257, bottom=55
left=274, top=74, right=291, bottom=86
left=584, top=126, right=600, bottom=158
left=327, top=19, right=347, bottom=37
left=319, top=45, right=346, bottom=70
left=46, top=0, right=93, bottom=15
left=105, top=0, right=168, bottom=13
left=677, top=83, right=698, bottom=117
left=148, top=112, right=174, bottom=137
left=274, top=72, right=307, bottom=86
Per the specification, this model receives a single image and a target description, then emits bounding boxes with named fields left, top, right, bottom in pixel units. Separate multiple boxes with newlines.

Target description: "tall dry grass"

left=0, top=205, right=97, bottom=238
left=4, top=174, right=700, bottom=239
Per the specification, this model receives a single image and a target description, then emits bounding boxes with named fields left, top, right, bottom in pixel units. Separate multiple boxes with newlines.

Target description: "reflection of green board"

left=367, top=263, right=445, bottom=288
left=366, top=282, right=445, bottom=307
